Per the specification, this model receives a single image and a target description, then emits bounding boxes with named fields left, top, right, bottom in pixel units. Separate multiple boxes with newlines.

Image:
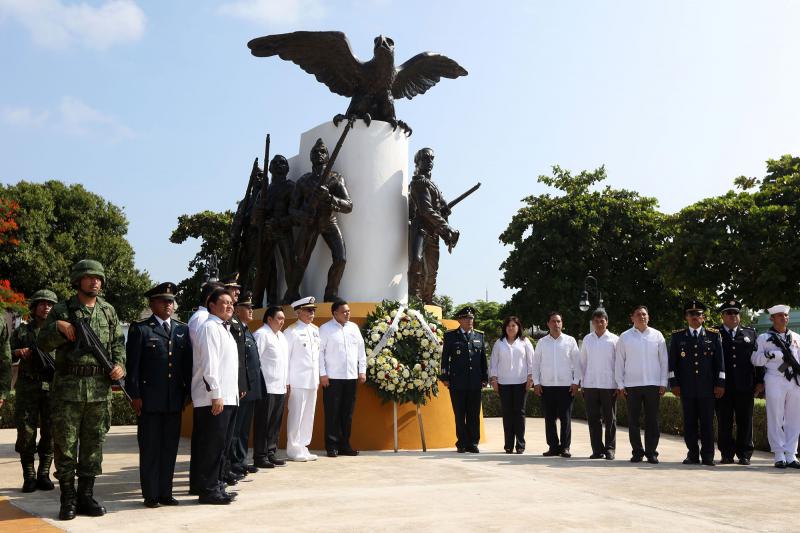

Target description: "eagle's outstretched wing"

left=392, top=53, right=468, bottom=100
left=247, top=31, right=364, bottom=98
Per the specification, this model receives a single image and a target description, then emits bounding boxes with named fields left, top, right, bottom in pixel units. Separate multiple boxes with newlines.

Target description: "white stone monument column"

left=286, top=119, right=409, bottom=303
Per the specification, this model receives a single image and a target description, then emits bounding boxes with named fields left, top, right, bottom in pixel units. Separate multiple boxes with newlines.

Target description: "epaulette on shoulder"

left=672, top=328, right=685, bottom=334
left=474, top=329, right=484, bottom=334
left=172, top=318, right=186, bottom=325
left=705, top=327, right=719, bottom=334
left=132, top=318, right=149, bottom=325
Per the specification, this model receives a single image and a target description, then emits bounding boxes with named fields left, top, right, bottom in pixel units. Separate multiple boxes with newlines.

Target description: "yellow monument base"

left=181, top=302, right=485, bottom=450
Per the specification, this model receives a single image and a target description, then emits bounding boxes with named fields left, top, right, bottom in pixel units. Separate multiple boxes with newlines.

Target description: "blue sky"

left=1, top=0, right=799, bottom=306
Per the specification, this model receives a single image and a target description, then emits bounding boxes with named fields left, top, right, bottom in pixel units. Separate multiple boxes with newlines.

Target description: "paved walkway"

left=0, top=418, right=798, bottom=532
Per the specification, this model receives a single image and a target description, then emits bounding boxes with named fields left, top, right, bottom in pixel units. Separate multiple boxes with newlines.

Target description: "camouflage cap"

left=29, top=289, right=58, bottom=306
left=70, top=259, right=106, bottom=286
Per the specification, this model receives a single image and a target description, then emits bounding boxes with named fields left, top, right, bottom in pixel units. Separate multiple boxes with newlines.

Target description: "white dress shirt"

left=191, top=315, right=240, bottom=407
left=580, top=330, right=619, bottom=389
left=253, top=324, right=289, bottom=394
left=532, top=333, right=581, bottom=386
left=188, top=306, right=208, bottom=346
left=152, top=315, right=172, bottom=331
left=285, top=321, right=320, bottom=389
left=319, top=319, right=367, bottom=379
left=614, top=326, right=668, bottom=388
left=489, top=337, right=534, bottom=385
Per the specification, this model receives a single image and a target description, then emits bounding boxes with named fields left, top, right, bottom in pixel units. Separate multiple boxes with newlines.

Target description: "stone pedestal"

left=286, top=119, right=409, bottom=303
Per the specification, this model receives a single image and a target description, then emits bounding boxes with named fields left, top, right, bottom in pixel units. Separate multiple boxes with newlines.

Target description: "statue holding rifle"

left=408, top=147, right=480, bottom=304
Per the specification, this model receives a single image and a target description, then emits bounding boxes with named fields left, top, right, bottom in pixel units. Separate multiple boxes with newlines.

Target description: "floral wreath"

left=363, top=299, right=445, bottom=405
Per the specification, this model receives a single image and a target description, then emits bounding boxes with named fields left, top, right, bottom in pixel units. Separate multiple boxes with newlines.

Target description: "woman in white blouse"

left=489, top=316, right=535, bottom=454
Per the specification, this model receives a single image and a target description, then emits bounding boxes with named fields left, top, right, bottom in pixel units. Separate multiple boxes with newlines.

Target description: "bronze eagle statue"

left=247, top=31, right=468, bottom=136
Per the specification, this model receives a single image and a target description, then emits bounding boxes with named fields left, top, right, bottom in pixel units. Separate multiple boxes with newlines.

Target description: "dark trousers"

left=498, top=383, right=528, bottom=451
left=323, top=379, right=358, bottom=452
left=682, top=396, right=716, bottom=461
left=253, top=393, right=286, bottom=460
left=583, top=388, right=617, bottom=454
left=626, top=385, right=661, bottom=457
left=229, top=398, right=256, bottom=470
left=541, top=386, right=573, bottom=452
left=716, top=389, right=755, bottom=460
left=137, top=411, right=181, bottom=500
left=190, top=405, right=236, bottom=496
left=450, top=388, right=482, bottom=449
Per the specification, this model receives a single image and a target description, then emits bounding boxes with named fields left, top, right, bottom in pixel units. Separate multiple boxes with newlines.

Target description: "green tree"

left=500, top=165, right=682, bottom=336
left=0, top=180, right=151, bottom=321
left=430, top=293, right=454, bottom=319
left=657, top=154, right=800, bottom=310
left=169, top=210, right=233, bottom=320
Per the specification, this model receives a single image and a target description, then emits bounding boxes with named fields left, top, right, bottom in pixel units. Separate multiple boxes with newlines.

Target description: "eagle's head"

left=373, top=35, right=395, bottom=58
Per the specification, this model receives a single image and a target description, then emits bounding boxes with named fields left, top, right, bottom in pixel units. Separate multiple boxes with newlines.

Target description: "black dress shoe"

left=223, top=475, right=238, bottom=486
left=245, top=465, right=259, bottom=474
left=683, top=457, right=700, bottom=465
left=339, top=449, right=360, bottom=456
left=630, top=454, right=643, bottom=463
left=542, top=449, right=560, bottom=457
left=646, top=455, right=659, bottom=464
left=701, top=459, right=716, bottom=466
left=787, top=460, right=800, bottom=469
left=198, top=494, right=231, bottom=505
left=775, top=460, right=787, bottom=469
left=589, top=453, right=604, bottom=459
left=143, top=498, right=160, bottom=508
left=738, top=457, right=751, bottom=465
left=604, top=451, right=615, bottom=460
left=504, top=448, right=513, bottom=454
left=720, top=456, right=735, bottom=464
left=560, top=450, right=572, bottom=458
left=466, top=446, right=480, bottom=453
left=457, top=447, right=466, bottom=453
left=326, top=450, right=339, bottom=458
left=253, top=458, right=275, bottom=469
left=158, top=496, right=179, bottom=506
left=515, top=448, right=525, bottom=455
left=267, top=455, right=286, bottom=467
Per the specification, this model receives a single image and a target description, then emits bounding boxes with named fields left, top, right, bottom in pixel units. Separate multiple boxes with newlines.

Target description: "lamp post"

left=579, top=275, right=604, bottom=333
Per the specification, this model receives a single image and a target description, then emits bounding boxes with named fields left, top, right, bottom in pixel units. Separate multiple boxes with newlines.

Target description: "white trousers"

left=286, top=387, right=318, bottom=459
left=764, top=374, right=800, bottom=461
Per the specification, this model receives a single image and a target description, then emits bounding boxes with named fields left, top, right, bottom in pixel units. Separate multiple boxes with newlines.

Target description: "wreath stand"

left=392, top=401, right=427, bottom=452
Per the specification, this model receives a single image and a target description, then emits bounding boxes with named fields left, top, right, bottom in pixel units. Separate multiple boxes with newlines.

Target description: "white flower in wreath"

left=370, top=332, right=380, bottom=342
left=377, top=370, right=385, bottom=380
left=413, top=363, right=422, bottom=372
left=368, top=358, right=375, bottom=367
left=390, top=358, right=398, bottom=366
left=415, top=329, right=424, bottom=337
left=386, top=337, right=395, bottom=347
left=408, top=383, right=415, bottom=389
left=411, top=320, right=420, bottom=328
left=414, top=379, right=423, bottom=387
left=402, top=369, right=410, bottom=378
left=390, top=310, right=397, bottom=318
left=382, top=363, right=391, bottom=371
left=420, top=338, right=429, bottom=348
left=378, top=322, right=388, bottom=332
left=387, top=383, right=395, bottom=391
left=377, top=355, right=385, bottom=365
left=421, top=371, right=428, bottom=379
left=382, top=348, right=391, bottom=356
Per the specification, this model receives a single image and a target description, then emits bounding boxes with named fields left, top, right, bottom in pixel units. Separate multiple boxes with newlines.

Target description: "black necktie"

left=163, top=321, right=170, bottom=336
left=223, top=320, right=231, bottom=332
left=692, top=330, right=698, bottom=339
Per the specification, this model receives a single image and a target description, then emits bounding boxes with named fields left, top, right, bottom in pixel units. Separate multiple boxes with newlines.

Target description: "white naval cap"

left=767, top=304, right=791, bottom=315
left=292, top=296, right=317, bottom=310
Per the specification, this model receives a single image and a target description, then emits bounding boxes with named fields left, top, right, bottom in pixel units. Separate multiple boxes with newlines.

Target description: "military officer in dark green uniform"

left=441, top=306, right=488, bottom=453
left=38, top=260, right=125, bottom=520
left=668, top=300, right=725, bottom=466
left=126, top=282, right=192, bottom=507
left=10, top=289, right=58, bottom=493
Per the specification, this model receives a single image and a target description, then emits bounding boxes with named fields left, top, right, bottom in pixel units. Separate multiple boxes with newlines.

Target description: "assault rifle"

left=74, top=318, right=132, bottom=402
left=30, top=343, right=55, bottom=382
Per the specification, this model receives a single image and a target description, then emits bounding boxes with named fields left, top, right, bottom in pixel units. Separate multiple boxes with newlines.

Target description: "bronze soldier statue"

left=287, top=138, right=353, bottom=302
left=408, top=148, right=459, bottom=304
left=230, top=158, right=263, bottom=288
left=251, top=155, right=298, bottom=305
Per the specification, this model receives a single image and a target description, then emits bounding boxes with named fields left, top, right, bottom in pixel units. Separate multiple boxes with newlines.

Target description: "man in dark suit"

left=228, top=292, right=262, bottom=476
left=715, top=299, right=763, bottom=465
left=668, top=299, right=725, bottom=466
left=441, top=306, right=488, bottom=453
left=126, top=282, right=193, bottom=507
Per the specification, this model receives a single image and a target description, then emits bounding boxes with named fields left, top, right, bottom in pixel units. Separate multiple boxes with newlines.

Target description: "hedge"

left=0, top=389, right=770, bottom=452
left=481, top=388, right=770, bottom=452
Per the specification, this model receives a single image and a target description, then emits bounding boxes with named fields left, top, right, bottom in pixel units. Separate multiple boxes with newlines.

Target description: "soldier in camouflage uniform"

left=10, top=289, right=58, bottom=493
left=38, top=260, right=126, bottom=521
left=0, top=316, right=11, bottom=413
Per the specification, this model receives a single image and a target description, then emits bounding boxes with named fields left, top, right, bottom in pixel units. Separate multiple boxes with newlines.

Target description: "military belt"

left=63, top=365, right=105, bottom=377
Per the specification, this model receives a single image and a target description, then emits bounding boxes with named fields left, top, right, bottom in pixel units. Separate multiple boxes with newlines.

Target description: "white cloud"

left=1, top=97, right=134, bottom=140
left=1, top=106, right=50, bottom=127
left=0, top=0, right=145, bottom=50
left=217, top=0, right=325, bottom=26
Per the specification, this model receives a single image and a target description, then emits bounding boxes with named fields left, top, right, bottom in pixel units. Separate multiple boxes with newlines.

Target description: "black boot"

left=76, top=476, right=106, bottom=516
left=21, top=456, right=37, bottom=493
left=58, top=478, right=77, bottom=520
left=36, top=455, right=55, bottom=490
